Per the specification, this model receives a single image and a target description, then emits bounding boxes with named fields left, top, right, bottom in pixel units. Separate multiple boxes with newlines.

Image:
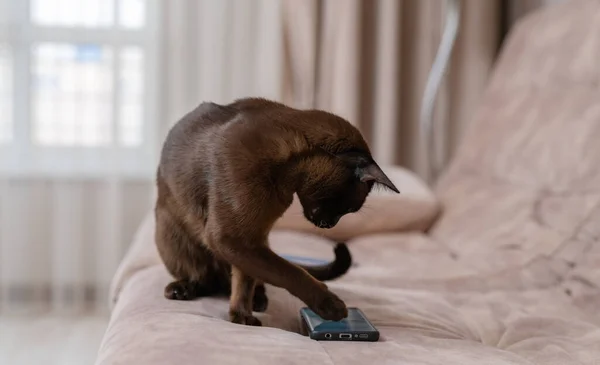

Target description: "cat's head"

left=297, top=150, right=399, bottom=229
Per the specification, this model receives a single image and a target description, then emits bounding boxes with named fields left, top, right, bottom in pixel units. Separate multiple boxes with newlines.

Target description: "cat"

left=155, top=98, right=399, bottom=326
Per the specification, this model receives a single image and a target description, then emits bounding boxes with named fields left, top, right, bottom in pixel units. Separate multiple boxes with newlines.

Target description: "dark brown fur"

left=155, top=98, right=398, bottom=326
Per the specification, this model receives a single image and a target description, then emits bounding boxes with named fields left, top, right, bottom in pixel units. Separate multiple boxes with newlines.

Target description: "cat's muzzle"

left=315, top=215, right=341, bottom=229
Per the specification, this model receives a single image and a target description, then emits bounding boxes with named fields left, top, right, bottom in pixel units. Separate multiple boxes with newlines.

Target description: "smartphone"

left=300, top=307, right=380, bottom=342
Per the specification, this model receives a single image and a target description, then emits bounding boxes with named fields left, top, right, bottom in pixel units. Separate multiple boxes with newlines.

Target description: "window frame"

left=0, top=0, right=161, bottom=179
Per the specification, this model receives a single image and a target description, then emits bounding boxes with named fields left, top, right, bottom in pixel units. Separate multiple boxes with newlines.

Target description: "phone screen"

left=302, top=308, right=376, bottom=332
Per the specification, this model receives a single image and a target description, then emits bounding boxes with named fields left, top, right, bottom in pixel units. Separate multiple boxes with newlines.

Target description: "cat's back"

left=160, top=102, right=236, bottom=173
left=161, top=98, right=285, bottom=167
left=156, top=98, right=293, bottom=223
left=163, top=102, right=232, bottom=153
left=157, top=102, right=239, bottom=211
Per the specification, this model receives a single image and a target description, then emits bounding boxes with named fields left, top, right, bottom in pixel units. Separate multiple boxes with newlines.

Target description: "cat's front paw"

left=310, top=290, right=348, bottom=321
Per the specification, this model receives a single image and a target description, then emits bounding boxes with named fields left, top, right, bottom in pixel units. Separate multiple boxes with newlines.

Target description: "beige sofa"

left=95, top=2, right=600, bottom=364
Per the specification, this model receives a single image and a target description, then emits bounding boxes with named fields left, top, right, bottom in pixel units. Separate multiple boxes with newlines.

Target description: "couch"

left=95, top=1, right=600, bottom=364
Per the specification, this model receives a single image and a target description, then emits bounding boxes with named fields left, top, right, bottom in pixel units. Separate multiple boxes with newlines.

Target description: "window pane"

left=0, top=44, right=12, bottom=143
left=31, top=0, right=115, bottom=28
left=119, top=47, right=144, bottom=147
left=31, top=43, right=114, bottom=147
left=119, top=0, right=145, bottom=29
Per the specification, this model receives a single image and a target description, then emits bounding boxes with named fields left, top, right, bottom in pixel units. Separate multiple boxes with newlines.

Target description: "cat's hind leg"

left=156, top=206, right=223, bottom=301
left=164, top=279, right=215, bottom=300
left=163, top=257, right=231, bottom=301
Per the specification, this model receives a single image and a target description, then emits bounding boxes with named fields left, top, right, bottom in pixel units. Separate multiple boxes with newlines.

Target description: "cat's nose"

left=318, top=220, right=332, bottom=229
left=317, top=217, right=341, bottom=229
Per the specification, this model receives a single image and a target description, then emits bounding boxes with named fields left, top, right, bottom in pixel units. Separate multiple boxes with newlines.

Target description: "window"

left=0, top=0, right=159, bottom=177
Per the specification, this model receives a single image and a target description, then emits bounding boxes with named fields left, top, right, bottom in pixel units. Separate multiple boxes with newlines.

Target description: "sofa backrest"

left=438, top=0, right=600, bottom=192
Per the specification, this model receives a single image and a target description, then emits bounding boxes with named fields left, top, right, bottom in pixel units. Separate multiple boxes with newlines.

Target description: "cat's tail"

left=297, top=243, right=352, bottom=281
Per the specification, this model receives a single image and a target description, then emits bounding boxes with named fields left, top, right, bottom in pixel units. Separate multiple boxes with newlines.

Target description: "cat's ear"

left=357, top=163, right=400, bottom=193
left=336, top=151, right=399, bottom=193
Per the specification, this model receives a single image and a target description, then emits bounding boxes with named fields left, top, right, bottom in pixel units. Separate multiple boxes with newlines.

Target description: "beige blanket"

left=96, top=2, right=600, bottom=364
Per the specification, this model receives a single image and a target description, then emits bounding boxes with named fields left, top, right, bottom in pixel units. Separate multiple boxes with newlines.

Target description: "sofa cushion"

left=98, top=215, right=600, bottom=365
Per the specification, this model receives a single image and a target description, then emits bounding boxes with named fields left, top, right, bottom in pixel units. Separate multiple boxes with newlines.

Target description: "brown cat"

left=155, top=98, right=398, bottom=326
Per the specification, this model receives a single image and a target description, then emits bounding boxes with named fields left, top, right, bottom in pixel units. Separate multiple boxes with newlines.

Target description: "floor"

left=0, top=315, right=108, bottom=365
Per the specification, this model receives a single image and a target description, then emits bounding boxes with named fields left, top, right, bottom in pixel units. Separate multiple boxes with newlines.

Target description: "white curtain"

left=0, top=179, right=154, bottom=315
left=160, top=0, right=283, bottom=133
left=0, top=0, right=284, bottom=316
